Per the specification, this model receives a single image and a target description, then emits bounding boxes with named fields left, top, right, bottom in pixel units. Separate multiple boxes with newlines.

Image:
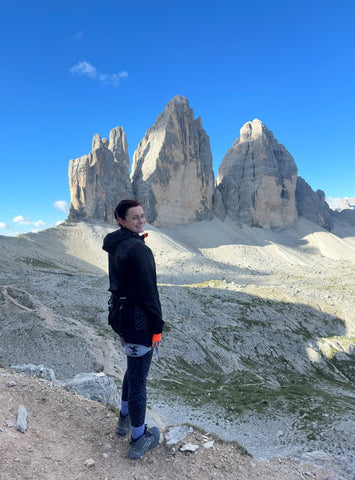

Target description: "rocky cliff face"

left=216, top=119, right=298, bottom=229
left=67, top=98, right=340, bottom=232
left=68, top=127, right=132, bottom=222
left=131, top=96, right=215, bottom=226
left=296, top=177, right=334, bottom=231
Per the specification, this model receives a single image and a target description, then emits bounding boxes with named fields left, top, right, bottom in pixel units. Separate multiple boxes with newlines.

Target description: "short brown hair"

left=114, top=199, right=142, bottom=220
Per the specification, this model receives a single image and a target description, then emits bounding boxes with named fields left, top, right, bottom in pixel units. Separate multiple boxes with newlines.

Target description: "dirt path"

left=0, top=369, right=338, bottom=480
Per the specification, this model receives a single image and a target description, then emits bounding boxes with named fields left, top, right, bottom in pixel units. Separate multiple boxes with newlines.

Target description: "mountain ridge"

left=68, top=96, right=346, bottom=232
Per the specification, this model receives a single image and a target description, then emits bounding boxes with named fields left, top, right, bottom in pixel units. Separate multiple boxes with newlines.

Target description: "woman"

left=102, top=199, right=164, bottom=459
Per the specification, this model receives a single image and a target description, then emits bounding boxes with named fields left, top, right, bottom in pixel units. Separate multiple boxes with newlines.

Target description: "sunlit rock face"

left=131, top=96, right=215, bottom=226
left=67, top=105, right=336, bottom=233
left=216, top=119, right=298, bottom=229
left=68, top=127, right=133, bottom=222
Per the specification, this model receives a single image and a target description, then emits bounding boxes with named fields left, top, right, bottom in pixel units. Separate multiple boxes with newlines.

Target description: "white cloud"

left=54, top=200, right=69, bottom=212
left=0, top=222, right=8, bottom=229
left=70, top=61, right=128, bottom=87
left=70, top=60, right=97, bottom=78
left=326, top=197, right=342, bottom=210
left=33, top=220, right=46, bottom=227
left=327, top=196, right=355, bottom=211
left=12, top=215, right=30, bottom=225
left=12, top=215, right=46, bottom=227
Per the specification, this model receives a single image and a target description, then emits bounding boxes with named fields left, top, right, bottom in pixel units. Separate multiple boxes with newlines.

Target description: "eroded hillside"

left=0, top=217, right=354, bottom=478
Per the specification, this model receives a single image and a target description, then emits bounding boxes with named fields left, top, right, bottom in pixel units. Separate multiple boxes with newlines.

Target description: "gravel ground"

left=0, top=369, right=340, bottom=480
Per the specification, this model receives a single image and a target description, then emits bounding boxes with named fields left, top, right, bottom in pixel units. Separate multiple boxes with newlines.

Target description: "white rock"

left=180, top=443, right=199, bottom=452
left=165, top=426, right=194, bottom=447
left=84, top=458, right=95, bottom=468
left=16, top=405, right=27, bottom=433
left=203, top=440, right=215, bottom=449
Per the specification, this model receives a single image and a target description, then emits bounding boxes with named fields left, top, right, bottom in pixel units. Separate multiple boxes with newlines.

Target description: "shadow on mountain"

left=0, top=250, right=353, bottom=470
left=152, top=283, right=354, bottom=461
left=157, top=283, right=351, bottom=385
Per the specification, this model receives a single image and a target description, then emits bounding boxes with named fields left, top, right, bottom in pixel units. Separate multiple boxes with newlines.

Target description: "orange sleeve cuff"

left=152, top=333, right=162, bottom=342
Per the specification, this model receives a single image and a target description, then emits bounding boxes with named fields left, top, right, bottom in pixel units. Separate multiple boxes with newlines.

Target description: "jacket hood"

left=102, top=228, right=143, bottom=253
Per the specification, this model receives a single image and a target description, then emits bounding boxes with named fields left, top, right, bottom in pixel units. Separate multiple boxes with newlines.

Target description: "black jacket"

left=102, top=228, right=163, bottom=346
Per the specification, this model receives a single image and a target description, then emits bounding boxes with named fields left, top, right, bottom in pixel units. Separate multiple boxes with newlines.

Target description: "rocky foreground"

left=0, top=369, right=344, bottom=480
left=0, top=216, right=354, bottom=479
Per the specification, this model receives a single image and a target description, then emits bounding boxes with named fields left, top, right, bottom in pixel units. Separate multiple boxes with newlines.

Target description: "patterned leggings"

left=121, top=350, right=153, bottom=428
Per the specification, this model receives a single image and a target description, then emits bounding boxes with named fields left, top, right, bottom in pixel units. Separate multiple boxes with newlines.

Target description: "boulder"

left=62, top=372, right=120, bottom=407
left=11, top=363, right=56, bottom=382
left=16, top=405, right=28, bottom=433
left=11, top=364, right=119, bottom=408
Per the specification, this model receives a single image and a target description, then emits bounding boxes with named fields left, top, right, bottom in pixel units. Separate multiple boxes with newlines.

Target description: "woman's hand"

left=152, top=333, right=162, bottom=349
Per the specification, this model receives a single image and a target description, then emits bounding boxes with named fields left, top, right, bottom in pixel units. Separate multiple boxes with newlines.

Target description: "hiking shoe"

left=115, top=413, right=130, bottom=436
left=128, top=426, right=160, bottom=459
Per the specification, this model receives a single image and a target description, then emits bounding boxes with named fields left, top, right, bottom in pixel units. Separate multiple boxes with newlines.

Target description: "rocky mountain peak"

left=166, top=94, right=190, bottom=109
left=66, top=97, right=342, bottom=232
left=165, top=94, right=190, bottom=111
left=91, top=133, right=103, bottom=150
left=216, top=119, right=298, bottom=229
left=150, top=96, right=192, bottom=132
left=131, top=96, right=214, bottom=226
left=108, top=127, right=129, bottom=164
left=239, top=118, right=272, bottom=142
left=68, top=127, right=132, bottom=222
left=295, top=177, right=334, bottom=231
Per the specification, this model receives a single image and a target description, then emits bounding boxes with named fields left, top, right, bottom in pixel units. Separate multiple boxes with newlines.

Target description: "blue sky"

left=1, top=0, right=354, bottom=235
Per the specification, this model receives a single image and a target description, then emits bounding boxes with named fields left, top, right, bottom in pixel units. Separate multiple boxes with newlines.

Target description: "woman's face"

left=119, top=205, right=146, bottom=234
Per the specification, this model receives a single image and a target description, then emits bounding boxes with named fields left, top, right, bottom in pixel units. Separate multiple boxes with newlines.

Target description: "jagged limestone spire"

left=132, top=96, right=215, bottom=226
